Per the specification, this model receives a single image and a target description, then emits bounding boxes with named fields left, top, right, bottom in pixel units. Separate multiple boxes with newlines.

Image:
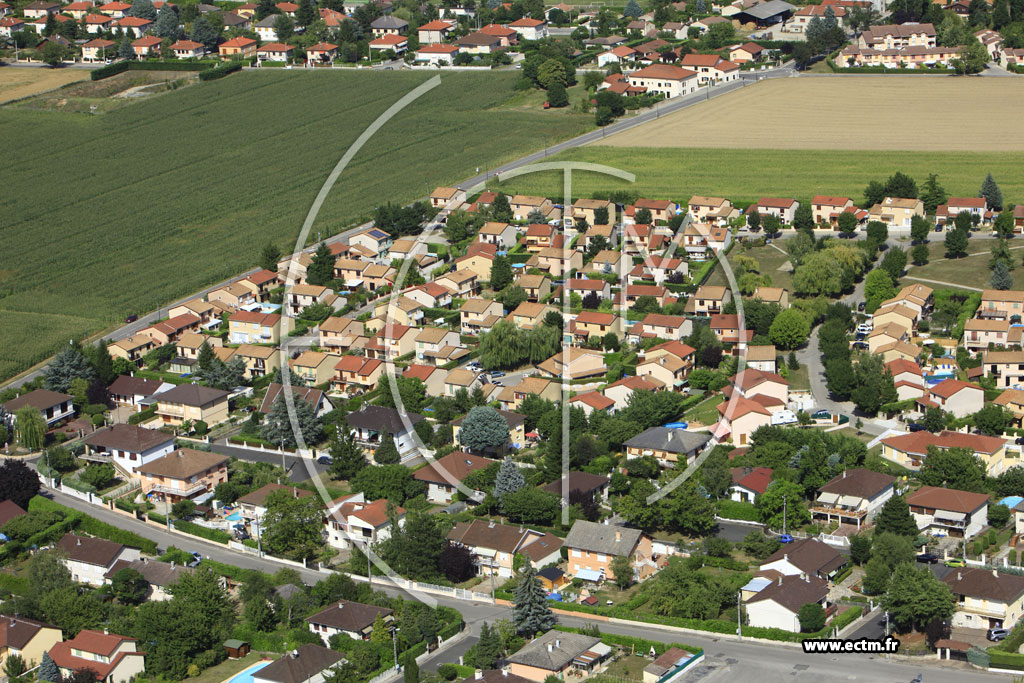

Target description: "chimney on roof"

left=104, top=628, right=109, bottom=635
left=777, top=576, right=782, bottom=586
left=171, top=561, right=175, bottom=569
left=615, top=530, right=621, bottom=542
left=502, top=670, right=507, bottom=678
left=77, top=538, right=81, bottom=546
left=555, top=639, right=561, bottom=648
left=547, top=643, right=553, bottom=653
left=842, top=470, right=846, bottom=478
left=958, top=571, right=962, bottom=581
left=994, top=569, right=999, bottom=578
left=783, top=553, right=788, bottom=561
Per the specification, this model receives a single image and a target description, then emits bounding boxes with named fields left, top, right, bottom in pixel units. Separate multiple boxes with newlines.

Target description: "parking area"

left=949, top=626, right=994, bottom=650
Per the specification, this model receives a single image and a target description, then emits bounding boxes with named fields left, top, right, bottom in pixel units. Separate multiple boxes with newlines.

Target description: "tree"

left=403, top=650, right=419, bottom=683
left=874, top=496, right=918, bottom=537
left=945, top=227, right=969, bottom=258
left=864, top=180, right=887, bottom=207
left=296, top=0, right=316, bottom=24
left=849, top=534, right=872, bottom=565
left=994, top=0, right=1011, bottom=26
left=920, top=173, right=948, bottom=214
left=117, top=37, right=135, bottom=60
left=491, top=194, right=512, bottom=222
left=374, top=431, right=400, bottom=465
left=762, top=213, right=783, bottom=237
left=261, top=490, right=326, bottom=561
left=512, top=566, right=555, bottom=636
left=458, top=406, right=509, bottom=452
left=546, top=81, right=568, bottom=107
left=502, top=487, right=559, bottom=525
left=747, top=210, right=761, bottom=231
left=911, top=243, right=930, bottom=266
left=610, top=555, right=632, bottom=589
left=623, top=0, right=642, bottom=16
left=798, top=603, right=826, bottom=633
left=837, top=211, right=858, bottom=236
left=975, top=404, right=1011, bottom=436
left=189, top=16, right=219, bottom=50
left=171, top=499, right=196, bottom=519
left=261, top=393, right=321, bottom=449
left=259, top=241, right=281, bottom=272
left=880, top=247, right=907, bottom=282
left=4, top=654, right=25, bottom=681
left=741, top=531, right=781, bottom=560
left=377, top=512, right=447, bottom=580
left=992, top=260, right=1013, bottom=290
left=307, top=242, right=335, bottom=287
left=794, top=204, right=814, bottom=231
left=922, top=406, right=947, bottom=433
left=45, top=345, right=95, bottom=393
left=866, top=220, right=888, bottom=245
left=850, top=355, right=897, bottom=416
left=328, top=427, right=365, bottom=480
left=882, top=564, right=955, bottom=633
left=952, top=36, right=989, bottom=74
left=864, top=269, right=896, bottom=312
left=155, top=3, right=180, bottom=38
left=274, top=12, right=295, bottom=39
left=474, top=623, right=504, bottom=669
left=110, top=567, right=148, bottom=605
left=920, top=446, right=986, bottom=492
left=490, top=255, right=513, bottom=291
left=438, top=541, right=475, bottom=583
left=884, top=171, right=918, bottom=199
left=14, top=407, right=46, bottom=451
left=757, top=479, right=808, bottom=531
left=989, top=503, right=1012, bottom=528
left=497, top=285, right=527, bottom=311
left=0, top=460, right=40, bottom=508
left=910, top=215, right=931, bottom=244
left=768, top=309, right=810, bottom=350
left=536, top=58, right=567, bottom=88
left=351, top=465, right=425, bottom=504
left=38, top=652, right=60, bottom=683
left=131, top=0, right=157, bottom=18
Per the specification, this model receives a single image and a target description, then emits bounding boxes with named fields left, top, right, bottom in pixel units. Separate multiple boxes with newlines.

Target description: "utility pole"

left=783, top=495, right=787, bottom=536
left=367, top=545, right=372, bottom=590
left=737, top=591, right=742, bottom=640
left=255, top=514, right=262, bottom=555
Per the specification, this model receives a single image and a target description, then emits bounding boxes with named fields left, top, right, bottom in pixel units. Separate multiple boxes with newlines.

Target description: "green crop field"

left=488, top=146, right=1024, bottom=206
left=0, top=70, right=592, bottom=383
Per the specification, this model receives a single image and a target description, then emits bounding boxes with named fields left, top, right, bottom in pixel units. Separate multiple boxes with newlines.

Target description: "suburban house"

left=324, top=493, right=404, bottom=550
left=868, top=197, right=925, bottom=229
left=745, top=573, right=829, bottom=632
left=880, top=430, right=1008, bottom=474
left=943, top=568, right=1024, bottom=630
left=260, top=384, right=334, bottom=418
left=57, top=534, right=141, bottom=587
left=155, top=384, right=230, bottom=427
left=417, top=19, right=455, bottom=44
left=318, top=316, right=366, bottom=353
left=979, top=290, right=1024, bottom=321
left=306, top=600, right=393, bottom=644
left=49, top=630, right=145, bottom=683
left=0, top=616, right=61, bottom=670
left=497, top=376, right=561, bottom=412
left=687, top=285, right=731, bottom=315
left=237, top=483, right=316, bottom=522
left=506, top=631, right=608, bottom=683
left=108, top=335, right=159, bottom=366
left=288, top=284, right=335, bottom=316
left=345, top=405, right=424, bottom=461
left=983, top=350, right=1024, bottom=389
left=506, top=631, right=609, bottom=682
left=219, top=36, right=257, bottom=58
left=536, top=347, right=606, bottom=381
left=82, top=424, right=175, bottom=478
left=810, top=195, right=855, bottom=224
left=626, top=313, right=692, bottom=344
left=435, top=269, right=480, bottom=298
left=509, top=16, right=547, bottom=39
left=136, top=448, right=229, bottom=504
left=810, top=469, right=896, bottom=530
left=996, top=388, right=1024, bottom=428
left=746, top=345, right=778, bottom=373
left=563, top=520, right=657, bottom=582
left=289, top=351, right=336, bottom=387
left=906, top=485, right=989, bottom=539
left=626, top=64, right=700, bottom=98
left=624, top=427, right=711, bottom=466
left=750, top=197, right=798, bottom=223
left=571, top=197, right=614, bottom=226
left=107, top=375, right=173, bottom=412
left=729, top=466, right=773, bottom=503
left=103, top=558, right=194, bottom=602
left=542, top=471, right=611, bottom=503
left=712, top=394, right=773, bottom=446
left=569, top=312, right=621, bottom=344
left=3, top=389, right=74, bottom=426
left=759, top=538, right=846, bottom=581
left=229, top=310, right=281, bottom=344
left=858, top=22, right=936, bottom=49
left=412, top=452, right=496, bottom=504
left=331, top=356, right=383, bottom=395
left=447, top=519, right=563, bottom=578
left=476, top=221, right=518, bottom=249
left=251, top=644, right=345, bottom=683
left=642, top=649, right=704, bottom=683
left=916, top=379, right=985, bottom=418
left=509, top=195, right=553, bottom=221
left=403, top=364, right=446, bottom=397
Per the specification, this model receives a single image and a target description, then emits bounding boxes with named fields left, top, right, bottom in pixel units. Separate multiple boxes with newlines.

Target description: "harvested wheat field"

left=599, top=76, right=1024, bottom=152
left=0, top=67, right=89, bottom=105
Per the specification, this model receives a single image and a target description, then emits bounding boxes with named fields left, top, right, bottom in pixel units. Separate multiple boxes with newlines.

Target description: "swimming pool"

left=226, top=660, right=271, bottom=683
left=225, top=512, right=242, bottom=522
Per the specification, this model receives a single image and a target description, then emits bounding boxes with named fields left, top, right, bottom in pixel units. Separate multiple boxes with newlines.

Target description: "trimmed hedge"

left=717, top=499, right=760, bottom=522
left=90, top=60, right=130, bottom=80
left=127, top=405, right=157, bottom=425
left=199, top=61, right=243, bottom=81
left=988, top=649, right=1024, bottom=670
left=173, top=519, right=232, bottom=544
left=90, top=59, right=217, bottom=81
left=25, top=496, right=157, bottom=554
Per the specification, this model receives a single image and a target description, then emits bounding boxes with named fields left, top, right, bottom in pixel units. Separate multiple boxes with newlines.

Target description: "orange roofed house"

left=219, top=36, right=257, bottom=59
left=49, top=630, right=145, bottom=683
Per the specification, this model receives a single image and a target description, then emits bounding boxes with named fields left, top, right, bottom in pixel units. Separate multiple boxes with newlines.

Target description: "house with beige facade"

left=564, top=520, right=658, bottom=582
left=137, top=448, right=228, bottom=504
left=155, top=384, right=230, bottom=427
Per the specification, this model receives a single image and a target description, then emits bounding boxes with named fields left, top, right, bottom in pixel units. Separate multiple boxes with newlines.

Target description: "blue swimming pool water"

left=225, top=512, right=242, bottom=522
left=227, top=661, right=271, bottom=683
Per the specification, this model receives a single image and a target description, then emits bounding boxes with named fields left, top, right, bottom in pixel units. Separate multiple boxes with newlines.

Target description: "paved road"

left=39, top=484, right=1008, bottom=682
left=209, top=441, right=330, bottom=483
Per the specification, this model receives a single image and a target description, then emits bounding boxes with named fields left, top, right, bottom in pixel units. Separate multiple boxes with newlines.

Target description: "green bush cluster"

left=172, top=519, right=232, bottom=544
left=199, top=61, right=243, bottom=81
left=716, top=499, right=760, bottom=522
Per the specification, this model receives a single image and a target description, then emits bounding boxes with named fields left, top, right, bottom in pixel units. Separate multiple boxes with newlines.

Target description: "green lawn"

left=0, top=71, right=592, bottom=382
left=904, top=238, right=1024, bottom=291
left=786, top=364, right=810, bottom=392
left=490, top=146, right=1024, bottom=206
left=686, top=395, right=723, bottom=427
left=181, top=652, right=272, bottom=683
left=707, top=242, right=794, bottom=293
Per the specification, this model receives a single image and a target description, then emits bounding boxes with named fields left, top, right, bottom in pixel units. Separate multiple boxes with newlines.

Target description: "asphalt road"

left=209, top=441, right=330, bottom=483
left=39, top=483, right=1008, bottom=682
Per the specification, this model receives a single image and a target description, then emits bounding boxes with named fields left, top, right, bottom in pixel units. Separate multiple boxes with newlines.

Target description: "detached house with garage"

left=3, top=389, right=74, bottom=427
left=82, top=424, right=175, bottom=478
left=624, top=427, right=712, bottom=466
left=745, top=573, right=830, bottom=633
left=447, top=519, right=562, bottom=578
left=729, top=466, right=773, bottom=503
left=906, top=485, right=989, bottom=539
left=915, top=379, right=985, bottom=418
left=759, top=537, right=846, bottom=581
left=564, top=520, right=657, bottom=583
left=506, top=631, right=609, bottom=683
left=0, top=616, right=61, bottom=670
left=413, top=452, right=497, bottom=504
left=750, top=197, right=799, bottom=223
left=943, top=568, right=1024, bottom=631
left=137, top=448, right=229, bottom=504
left=49, top=630, right=145, bottom=683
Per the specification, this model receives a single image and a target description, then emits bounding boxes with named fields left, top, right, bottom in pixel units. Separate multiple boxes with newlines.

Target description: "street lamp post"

left=391, top=626, right=401, bottom=672
left=737, top=591, right=742, bottom=640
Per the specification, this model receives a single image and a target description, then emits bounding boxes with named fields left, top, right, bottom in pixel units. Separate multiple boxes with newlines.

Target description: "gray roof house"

left=564, top=520, right=643, bottom=557
left=563, top=520, right=657, bottom=582
left=623, top=427, right=711, bottom=466
left=252, top=644, right=345, bottom=683
left=506, top=630, right=609, bottom=678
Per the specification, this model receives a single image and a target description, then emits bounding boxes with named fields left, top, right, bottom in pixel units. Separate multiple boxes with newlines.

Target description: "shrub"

left=199, top=61, right=243, bottom=81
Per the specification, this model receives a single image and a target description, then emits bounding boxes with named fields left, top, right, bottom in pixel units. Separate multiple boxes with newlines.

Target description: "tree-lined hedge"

left=91, top=59, right=217, bottom=81
left=198, top=61, right=243, bottom=81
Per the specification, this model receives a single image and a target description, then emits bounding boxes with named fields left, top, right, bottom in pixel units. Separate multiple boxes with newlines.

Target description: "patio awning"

left=936, top=511, right=967, bottom=522
left=575, top=569, right=603, bottom=582
left=839, top=495, right=862, bottom=507
left=817, top=492, right=839, bottom=505
left=574, top=643, right=612, bottom=667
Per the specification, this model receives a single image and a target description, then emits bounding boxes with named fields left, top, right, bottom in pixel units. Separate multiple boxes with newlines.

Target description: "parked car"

left=1016, top=436, right=1024, bottom=445
left=908, top=423, right=927, bottom=432
left=811, top=410, right=831, bottom=420
left=915, top=552, right=939, bottom=564
left=988, top=627, right=1010, bottom=642
left=852, top=341, right=869, bottom=350
left=316, top=455, right=333, bottom=465
left=944, top=558, right=966, bottom=568
left=857, top=301, right=866, bottom=312
left=124, top=314, right=138, bottom=323
left=489, top=370, right=506, bottom=378
left=778, top=534, right=794, bottom=544
left=187, top=552, right=203, bottom=568
left=491, top=380, right=503, bottom=386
